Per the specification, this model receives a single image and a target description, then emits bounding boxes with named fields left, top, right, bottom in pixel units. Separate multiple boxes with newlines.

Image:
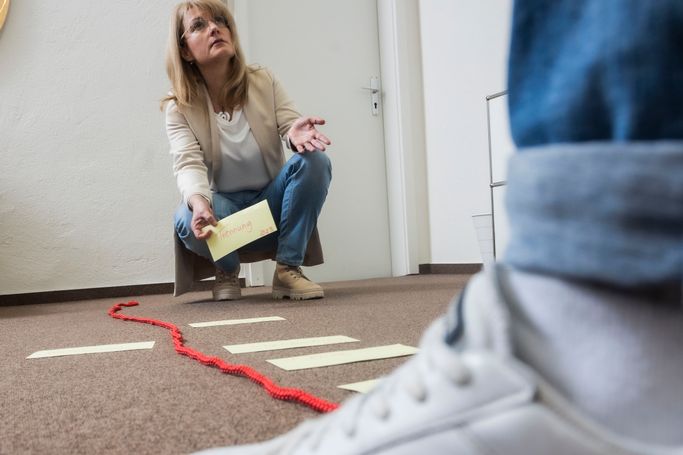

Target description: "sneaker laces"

left=304, top=340, right=472, bottom=451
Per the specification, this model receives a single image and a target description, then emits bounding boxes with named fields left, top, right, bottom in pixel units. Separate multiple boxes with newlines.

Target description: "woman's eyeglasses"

left=181, top=15, right=229, bottom=40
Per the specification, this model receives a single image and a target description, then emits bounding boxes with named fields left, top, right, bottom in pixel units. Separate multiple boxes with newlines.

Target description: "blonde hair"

left=161, top=0, right=248, bottom=110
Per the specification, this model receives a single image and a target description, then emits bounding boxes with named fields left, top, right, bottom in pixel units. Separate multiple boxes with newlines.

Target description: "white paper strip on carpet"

left=267, top=344, right=418, bottom=371
left=338, top=379, right=381, bottom=393
left=27, top=341, right=155, bottom=359
left=189, top=316, right=285, bottom=328
left=224, top=335, right=358, bottom=354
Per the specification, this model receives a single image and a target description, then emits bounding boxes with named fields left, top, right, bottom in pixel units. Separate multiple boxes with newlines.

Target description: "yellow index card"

left=202, top=200, right=277, bottom=261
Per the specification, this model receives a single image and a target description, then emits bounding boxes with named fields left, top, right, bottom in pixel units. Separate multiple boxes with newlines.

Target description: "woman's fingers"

left=191, top=211, right=217, bottom=239
left=195, top=229, right=211, bottom=240
left=316, top=132, right=331, bottom=145
left=310, top=139, right=326, bottom=151
left=308, top=116, right=326, bottom=125
left=289, top=116, right=331, bottom=153
left=192, top=223, right=208, bottom=239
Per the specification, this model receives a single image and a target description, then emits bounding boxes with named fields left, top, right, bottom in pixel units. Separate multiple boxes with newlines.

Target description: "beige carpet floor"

left=0, top=274, right=470, bottom=454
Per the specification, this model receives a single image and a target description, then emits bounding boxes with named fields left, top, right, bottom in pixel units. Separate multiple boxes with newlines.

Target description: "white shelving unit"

left=485, top=91, right=515, bottom=259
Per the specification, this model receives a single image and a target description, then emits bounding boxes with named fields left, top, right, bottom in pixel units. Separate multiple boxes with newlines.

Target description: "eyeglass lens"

left=187, top=15, right=228, bottom=34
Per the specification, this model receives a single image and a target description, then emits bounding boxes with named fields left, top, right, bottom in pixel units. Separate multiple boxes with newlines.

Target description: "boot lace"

left=216, top=268, right=239, bottom=286
left=284, top=265, right=310, bottom=282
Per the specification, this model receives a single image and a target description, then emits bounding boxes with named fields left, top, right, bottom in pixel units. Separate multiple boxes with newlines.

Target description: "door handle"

left=362, top=77, right=380, bottom=115
left=362, top=76, right=380, bottom=93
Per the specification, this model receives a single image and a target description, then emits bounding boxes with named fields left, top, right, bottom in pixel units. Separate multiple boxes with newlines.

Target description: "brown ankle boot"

left=213, top=267, right=242, bottom=301
left=272, top=263, right=324, bottom=300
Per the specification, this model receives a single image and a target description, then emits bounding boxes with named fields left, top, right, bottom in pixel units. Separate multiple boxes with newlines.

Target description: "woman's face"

left=180, top=7, right=235, bottom=68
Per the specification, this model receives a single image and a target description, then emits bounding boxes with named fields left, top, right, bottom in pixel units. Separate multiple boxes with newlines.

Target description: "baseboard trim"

left=1, top=266, right=481, bottom=305
left=419, top=263, right=482, bottom=275
left=0, top=279, right=247, bottom=306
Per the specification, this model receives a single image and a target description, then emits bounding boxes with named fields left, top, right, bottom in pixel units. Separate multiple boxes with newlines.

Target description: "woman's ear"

left=180, top=45, right=194, bottom=63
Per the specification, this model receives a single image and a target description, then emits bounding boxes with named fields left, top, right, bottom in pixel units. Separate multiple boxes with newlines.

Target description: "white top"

left=214, top=109, right=271, bottom=193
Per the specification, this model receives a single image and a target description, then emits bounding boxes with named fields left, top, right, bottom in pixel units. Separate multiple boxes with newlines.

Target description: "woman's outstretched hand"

left=287, top=116, right=332, bottom=153
left=189, top=194, right=217, bottom=240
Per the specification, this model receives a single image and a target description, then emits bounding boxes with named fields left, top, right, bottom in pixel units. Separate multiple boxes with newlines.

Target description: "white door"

left=235, top=0, right=392, bottom=284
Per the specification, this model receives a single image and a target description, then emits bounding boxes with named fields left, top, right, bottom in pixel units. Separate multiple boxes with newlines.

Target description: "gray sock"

left=500, top=267, right=683, bottom=445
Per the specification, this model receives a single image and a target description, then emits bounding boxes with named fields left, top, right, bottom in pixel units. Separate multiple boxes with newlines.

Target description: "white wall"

left=0, top=0, right=513, bottom=295
left=419, top=0, right=512, bottom=264
left=0, top=1, right=179, bottom=294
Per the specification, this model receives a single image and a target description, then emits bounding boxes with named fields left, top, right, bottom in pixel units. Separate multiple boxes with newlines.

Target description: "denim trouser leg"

left=508, top=0, right=683, bottom=147
left=173, top=151, right=331, bottom=272
left=259, top=151, right=332, bottom=265
left=502, top=0, right=683, bottom=288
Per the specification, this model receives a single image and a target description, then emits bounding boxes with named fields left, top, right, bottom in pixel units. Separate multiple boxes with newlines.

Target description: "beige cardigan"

left=166, top=66, right=324, bottom=296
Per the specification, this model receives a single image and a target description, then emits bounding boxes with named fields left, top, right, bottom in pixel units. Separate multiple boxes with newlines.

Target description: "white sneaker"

left=196, top=270, right=680, bottom=455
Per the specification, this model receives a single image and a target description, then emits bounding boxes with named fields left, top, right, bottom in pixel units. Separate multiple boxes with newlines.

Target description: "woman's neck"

left=198, top=60, right=231, bottom=112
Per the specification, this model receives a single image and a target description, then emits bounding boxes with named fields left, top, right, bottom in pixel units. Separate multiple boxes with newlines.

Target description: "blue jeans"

left=503, top=0, right=683, bottom=288
left=508, top=0, right=683, bottom=147
left=174, top=151, right=331, bottom=272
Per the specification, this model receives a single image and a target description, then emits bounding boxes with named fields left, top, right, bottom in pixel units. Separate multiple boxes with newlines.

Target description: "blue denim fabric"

left=174, top=151, right=331, bottom=272
left=504, top=0, right=683, bottom=287
left=508, top=0, right=683, bottom=147
left=505, top=142, right=683, bottom=287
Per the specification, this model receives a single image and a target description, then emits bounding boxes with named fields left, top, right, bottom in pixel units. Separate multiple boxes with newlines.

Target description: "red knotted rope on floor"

left=109, top=301, right=339, bottom=413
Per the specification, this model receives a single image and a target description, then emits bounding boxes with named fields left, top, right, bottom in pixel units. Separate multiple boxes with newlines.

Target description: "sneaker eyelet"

left=450, top=368, right=472, bottom=387
left=417, top=389, right=428, bottom=402
left=344, top=426, right=357, bottom=438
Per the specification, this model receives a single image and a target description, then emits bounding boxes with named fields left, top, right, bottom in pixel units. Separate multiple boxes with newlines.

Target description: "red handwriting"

left=259, top=226, right=276, bottom=236
left=217, top=221, right=253, bottom=240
